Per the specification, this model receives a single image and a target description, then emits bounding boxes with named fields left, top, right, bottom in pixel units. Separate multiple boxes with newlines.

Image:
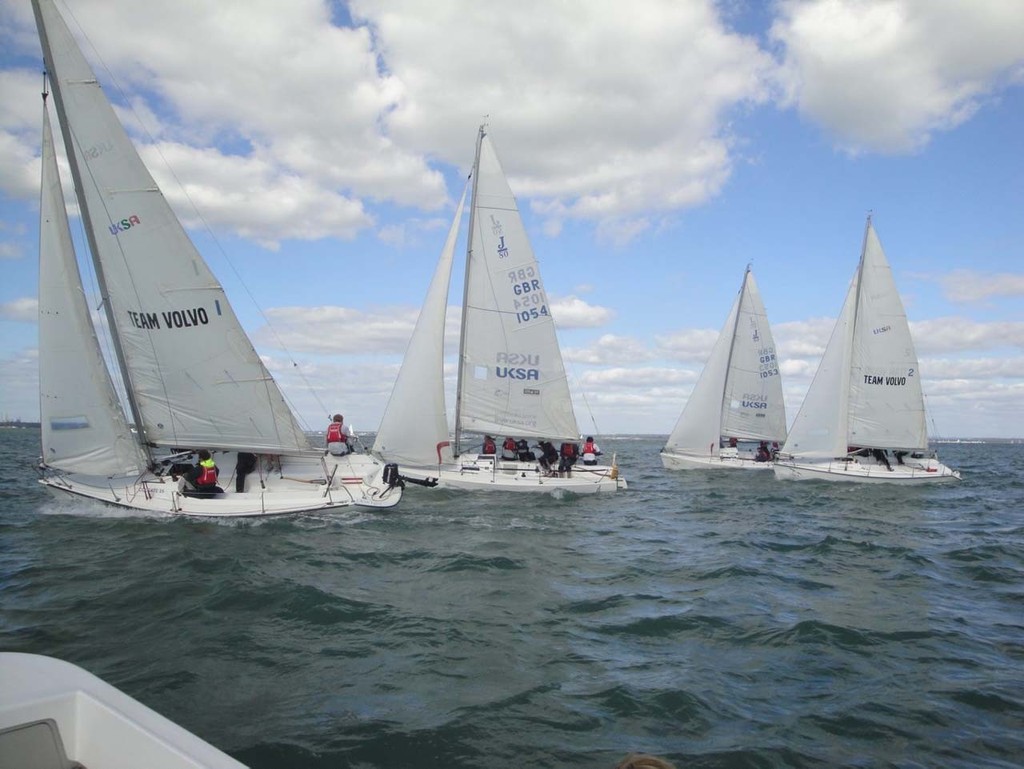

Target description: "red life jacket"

left=503, top=437, right=517, bottom=452
left=583, top=440, right=597, bottom=455
left=327, top=422, right=348, bottom=443
left=196, top=460, right=218, bottom=486
left=560, top=442, right=578, bottom=458
left=483, top=437, right=496, bottom=453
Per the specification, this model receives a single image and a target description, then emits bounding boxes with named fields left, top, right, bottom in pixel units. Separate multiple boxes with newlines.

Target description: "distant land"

left=0, top=420, right=41, bottom=429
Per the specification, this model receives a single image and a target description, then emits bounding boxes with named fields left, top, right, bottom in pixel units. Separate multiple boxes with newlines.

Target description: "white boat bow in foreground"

left=0, top=653, right=246, bottom=769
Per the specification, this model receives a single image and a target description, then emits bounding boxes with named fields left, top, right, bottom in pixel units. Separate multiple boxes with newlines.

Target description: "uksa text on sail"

left=127, top=307, right=210, bottom=330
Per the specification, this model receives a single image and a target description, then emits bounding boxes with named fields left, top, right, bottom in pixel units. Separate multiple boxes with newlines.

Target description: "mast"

left=452, top=124, right=485, bottom=458
left=32, top=0, right=151, bottom=463
left=845, top=214, right=872, bottom=447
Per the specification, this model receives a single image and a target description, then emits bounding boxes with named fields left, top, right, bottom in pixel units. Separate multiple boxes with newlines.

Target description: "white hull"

left=0, top=652, right=246, bottom=768
left=39, top=450, right=402, bottom=517
left=660, top=450, right=773, bottom=471
left=773, top=456, right=961, bottom=484
left=399, top=456, right=627, bottom=494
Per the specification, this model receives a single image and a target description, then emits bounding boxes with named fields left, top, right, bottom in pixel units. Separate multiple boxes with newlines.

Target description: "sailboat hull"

left=38, top=451, right=402, bottom=517
left=660, top=449, right=774, bottom=471
left=398, top=457, right=627, bottom=494
left=773, top=456, right=961, bottom=484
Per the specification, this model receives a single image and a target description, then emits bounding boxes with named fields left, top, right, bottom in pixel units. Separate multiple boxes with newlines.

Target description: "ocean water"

left=1, top=428, right=1022, bottom=769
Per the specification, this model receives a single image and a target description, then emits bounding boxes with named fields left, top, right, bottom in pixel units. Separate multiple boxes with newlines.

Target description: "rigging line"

left=563, top=355, right=603, bottom=438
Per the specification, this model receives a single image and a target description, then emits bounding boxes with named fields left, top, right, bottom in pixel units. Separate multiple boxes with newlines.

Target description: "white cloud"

left=771, top=0, right=1024, bottom=153
left=654, top=327, right=723, bottom=362
left=0, top=347, right=38, bottom=421
left=549, top=295, right=615, bottom=329
left=254, top=305, right=420, bottom=355
left=142, top=143, right=374, bottom=248
left=352, top=0, right=775, bottom=235
left=564, top=334, right=656, bottom=365
left=936, top=269, right=1024, bottom=303
left=0, top=297, right=36, bottom=321
left=579, top=365, right=696, bottom=389
left=253, top=302, right=465, bottom=357
left=910, top=317, right=1024, bottom=354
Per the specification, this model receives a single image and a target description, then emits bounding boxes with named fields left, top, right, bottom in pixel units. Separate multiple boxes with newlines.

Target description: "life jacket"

left=483, top=437, right=496, bottom=453
left=326, top=422, right=348, bottom=443
left=560, top=442, right=578, bottom=458
left=503, top=437, right=517, bottom=452
left=583, top=440, right=597, bottom=455
left=196, top=458, right=218, bottom=486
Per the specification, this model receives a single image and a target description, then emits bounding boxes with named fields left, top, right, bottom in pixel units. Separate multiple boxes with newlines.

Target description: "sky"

left=1, top=0, right=1022, bottom=439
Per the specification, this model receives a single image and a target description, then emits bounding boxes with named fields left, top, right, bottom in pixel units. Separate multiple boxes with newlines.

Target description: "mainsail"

left=454, top=127, right=578, bottom=450
left=33, top=0, right=308, bottom=454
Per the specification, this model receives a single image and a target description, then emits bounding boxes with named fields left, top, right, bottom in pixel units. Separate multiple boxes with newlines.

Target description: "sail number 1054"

left=509, top=268, right=550, bottom=324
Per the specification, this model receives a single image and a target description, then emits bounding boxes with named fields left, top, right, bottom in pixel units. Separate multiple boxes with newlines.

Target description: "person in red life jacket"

left=482, top=435, right=496, bottom=455
left=582, top=436, right=601, bottom=465
left=326, top=413, right=351, bottom=456
left=755, top=441, right=771, bottom=462
left=178, top=449, right=221, bottom=495
left=501, top=436, right=518, bottom=460
left=558, top=441, right=579, bottom=476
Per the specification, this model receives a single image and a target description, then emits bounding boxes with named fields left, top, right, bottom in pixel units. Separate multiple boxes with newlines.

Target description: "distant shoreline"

left=0, top=422, right=1020, bottom=443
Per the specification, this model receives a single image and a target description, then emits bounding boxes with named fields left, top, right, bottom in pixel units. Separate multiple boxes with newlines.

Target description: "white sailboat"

left=32, top=0, right=402, bottom=516
left=660, top=266, right=787, bottom=470
left=774, top=216, right=960, bottom=484
left=373, top=126, right=625, bottom=493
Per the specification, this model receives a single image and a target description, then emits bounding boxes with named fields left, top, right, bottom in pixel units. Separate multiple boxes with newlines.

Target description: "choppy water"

left=1, top=429, right=1022, bottom=768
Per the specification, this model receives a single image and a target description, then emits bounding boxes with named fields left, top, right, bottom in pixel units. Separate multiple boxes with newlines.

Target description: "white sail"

left=373, top=187, right=467, bottom=466
left=455, top=129, right=579, bottom=445
left=664, top=268, right=786, bottom=457
left=38, top=101, right=146, bottom=477
left=664, top=293, right=736, bottom=457
left=847, top=223, right=928, bottom=449
left=33, top=0, right=308, bottom=454
left=783, top=218, right=928, bottom=459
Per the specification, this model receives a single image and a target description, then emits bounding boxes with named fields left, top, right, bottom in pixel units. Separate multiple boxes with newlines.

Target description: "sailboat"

left=373, top=126, right=626, bottom=493
left=32, top=0, right=402, bottom=516
left=660, top=266, right=787, bottom=470
left=773, top=216, right=960, bottom=484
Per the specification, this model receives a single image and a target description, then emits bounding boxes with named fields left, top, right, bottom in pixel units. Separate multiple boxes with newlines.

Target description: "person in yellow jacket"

left=177, top=449, right=221, bottom=495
